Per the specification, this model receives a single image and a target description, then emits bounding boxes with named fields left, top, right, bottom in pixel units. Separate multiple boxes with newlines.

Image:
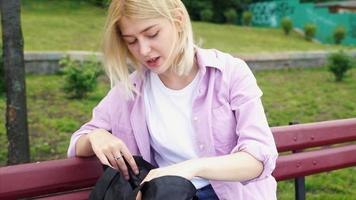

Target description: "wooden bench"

left=1, top=118, right=356, bottom=200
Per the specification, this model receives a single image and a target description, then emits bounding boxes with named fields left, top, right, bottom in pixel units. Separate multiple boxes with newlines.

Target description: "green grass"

left=20, top=0, right=106, bottom=51
left=0, top=75, right=110, bottom=163
left=0, top=68, right=355, bottom=199
left=255, top=67, right=356, bottom=126
left=254, top=67, right=356, bottom=199
left=193, top=22, right=354, bottom=53
left=1, top=0, right=352, bottom=53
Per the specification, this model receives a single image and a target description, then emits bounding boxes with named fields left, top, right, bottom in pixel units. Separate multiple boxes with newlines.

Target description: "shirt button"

left=199, top=144, right=204, bottom=150
left=193, top=116, right=198, bottom=121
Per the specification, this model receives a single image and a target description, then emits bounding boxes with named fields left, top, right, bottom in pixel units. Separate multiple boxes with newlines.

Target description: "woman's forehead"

left=118, top=17, right=168, bottom=35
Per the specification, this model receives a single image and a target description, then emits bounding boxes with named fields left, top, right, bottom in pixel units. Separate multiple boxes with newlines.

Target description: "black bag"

left=89, top=156, right=198, bottom=200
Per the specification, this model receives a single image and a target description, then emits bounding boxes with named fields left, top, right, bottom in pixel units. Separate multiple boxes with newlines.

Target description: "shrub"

left=223, top=8, right=237, bottom=24
left=333, top=26, right=346, bottom=44
left=327, top=51, right=353, bottom=82
left=242, top=11, right=253, bottom=26
left=304, top=23, right=316, bottom=41
left=59, top=56, right=103, bottom=99
left=200, top=9, right=214, bottom=22
left=0, top=50, right=4, bottom=95
left=281, top=17, right=293, bottom=35
left=88, top=0, right=110, bottom=7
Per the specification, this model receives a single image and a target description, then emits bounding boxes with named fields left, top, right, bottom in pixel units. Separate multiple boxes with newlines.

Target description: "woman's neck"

left=158, top=64, right=199, bottom=90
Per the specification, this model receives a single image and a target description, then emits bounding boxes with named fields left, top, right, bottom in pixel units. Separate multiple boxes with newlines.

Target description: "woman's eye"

left=127, top=40, right=137, bottom=45
left=148, top=31, right=159, bottom=38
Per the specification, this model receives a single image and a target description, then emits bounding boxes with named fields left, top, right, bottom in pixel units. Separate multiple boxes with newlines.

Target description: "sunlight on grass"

left=1, top=0, right=350, bottom=53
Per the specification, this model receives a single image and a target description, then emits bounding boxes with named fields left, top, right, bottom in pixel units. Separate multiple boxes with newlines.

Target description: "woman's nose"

left=139, top=40, right=151, bottom=56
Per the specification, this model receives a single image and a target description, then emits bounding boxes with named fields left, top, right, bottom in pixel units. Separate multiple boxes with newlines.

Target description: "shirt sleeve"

left=67, top=86, right=120, bottom=158
left=228, top=58, right=278, bottom=184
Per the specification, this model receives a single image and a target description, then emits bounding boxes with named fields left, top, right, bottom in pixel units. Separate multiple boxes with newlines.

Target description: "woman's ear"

left=173, top=8, right=185, bottom=32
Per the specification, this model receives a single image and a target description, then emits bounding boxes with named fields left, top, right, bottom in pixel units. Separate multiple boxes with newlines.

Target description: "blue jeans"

left=196, top=185, right=219, bottom=200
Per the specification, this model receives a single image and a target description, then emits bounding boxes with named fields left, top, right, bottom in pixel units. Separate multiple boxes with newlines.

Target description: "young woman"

left=67, top=0, right=278, bottom=199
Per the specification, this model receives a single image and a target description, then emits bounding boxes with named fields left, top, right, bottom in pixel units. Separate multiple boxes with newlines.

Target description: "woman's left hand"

left=135, top=160, right=198, bottom=200
left=142, top=160, right=197, bottom=183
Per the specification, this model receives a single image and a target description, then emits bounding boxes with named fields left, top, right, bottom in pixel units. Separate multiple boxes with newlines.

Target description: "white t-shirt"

left=143, top=71, right=209, bottom=189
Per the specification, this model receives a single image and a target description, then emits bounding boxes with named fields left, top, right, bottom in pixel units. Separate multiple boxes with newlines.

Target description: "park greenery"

left=327, top=51, right=354, bottom=82
left=59, top=57, right=103, bottom=99
left=281, top=17, right=293, bottom=36
left=333, top=26, right=346, bottom=45
left=304, top=23, right=317, bottom=41
left=0, top=0, right=355, bottom=199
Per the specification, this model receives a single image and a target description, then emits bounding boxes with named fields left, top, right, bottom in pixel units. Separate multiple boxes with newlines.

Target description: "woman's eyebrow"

left=121, top=24, right=158, bottom=37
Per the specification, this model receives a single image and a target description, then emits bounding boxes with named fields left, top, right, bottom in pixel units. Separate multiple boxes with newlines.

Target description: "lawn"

left=0, top=67, right=355, bottom=199
left=0, top=0, right=352, bottom=53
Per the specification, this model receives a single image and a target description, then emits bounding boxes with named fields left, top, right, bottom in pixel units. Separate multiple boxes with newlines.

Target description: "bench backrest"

left=272, top=118, right=356, bottom=181
left=1, top=118, right=356, bottom=199
left=0, top=157, right=102, bottom=200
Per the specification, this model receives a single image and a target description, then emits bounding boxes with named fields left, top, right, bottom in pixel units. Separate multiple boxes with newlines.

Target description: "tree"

left=0, top=0, right=30, bottom=164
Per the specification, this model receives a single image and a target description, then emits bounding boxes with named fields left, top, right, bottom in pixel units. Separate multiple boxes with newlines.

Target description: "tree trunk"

left=0, top=0, right=30, bottom=165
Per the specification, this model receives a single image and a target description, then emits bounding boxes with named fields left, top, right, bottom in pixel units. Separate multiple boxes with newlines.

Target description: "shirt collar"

left=195, top=47, right=222, bottom=71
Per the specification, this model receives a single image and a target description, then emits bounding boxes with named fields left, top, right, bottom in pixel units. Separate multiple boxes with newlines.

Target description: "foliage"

left=327, top=51, right=354, bottom=82
left=281, top=17, right=293, bottom=35
left=304, top=23, right=317, bottom=41
left=87, top=0, right=111, bottom=7
left=200, top=9, right=214, bottom=22
left=242, top=11, right=253, bottom=26
left=181, top=0, right=211, bottom=21
left=59, top=56, right=103, bottom=99
left=333, top=26, right=346, bottom=45
left=0, top=50, right=4, bottom=95
left=224, top=8, right=238, bottom=24
left=182, top=0, right=253, bottom=23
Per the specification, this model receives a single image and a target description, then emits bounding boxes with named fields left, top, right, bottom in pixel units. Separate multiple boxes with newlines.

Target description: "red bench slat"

left=272, top=118, right=356, bottom=152
left=273, top=144, right=356, bottom=181
left=0, top=157, right=102, bottom=200
left=36, top=189, right=91, bottom=200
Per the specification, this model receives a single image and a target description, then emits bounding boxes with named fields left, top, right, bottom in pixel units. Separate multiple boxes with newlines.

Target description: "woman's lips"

left=146, top=57, right=160, bottom=68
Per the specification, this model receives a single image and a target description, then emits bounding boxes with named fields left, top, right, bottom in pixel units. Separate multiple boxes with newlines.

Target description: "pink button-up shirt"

left=68, top=48, right=278, bottom=200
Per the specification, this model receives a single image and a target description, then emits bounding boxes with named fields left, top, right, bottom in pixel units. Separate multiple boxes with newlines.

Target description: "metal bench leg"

left=295, top=177, right=306, bottom=200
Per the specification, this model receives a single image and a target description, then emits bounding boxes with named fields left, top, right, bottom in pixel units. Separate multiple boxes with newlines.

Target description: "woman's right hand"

left=88, top=129, right=139, bottom=179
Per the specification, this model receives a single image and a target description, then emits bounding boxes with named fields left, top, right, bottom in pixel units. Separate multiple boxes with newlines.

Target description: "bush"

left=0, top=50, right=4, bottom=95
left=200, top=9, right=214, bottom=22
left=304, top=23, right=317, bottom=41
left=59, top=56, right=103, bottom=99
left=333, top=26, right=346, bottom=44
left=242, top=11, right=253, bottom=26
left=327, top=51, right=354, bottom=82
left=182, top=0, right=211, bottom=21
left=281, top=17, right=293, bottom=35
left=88, top=0, right=110, bottom=7
left=223, top=8, right=237, bottom=24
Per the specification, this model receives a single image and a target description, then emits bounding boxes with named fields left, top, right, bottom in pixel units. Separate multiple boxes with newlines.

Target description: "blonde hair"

left=102, top=0, right=195, bottom=99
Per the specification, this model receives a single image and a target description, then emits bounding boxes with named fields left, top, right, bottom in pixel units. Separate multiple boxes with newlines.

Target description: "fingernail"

left=135, top=169, right=139, bottom=174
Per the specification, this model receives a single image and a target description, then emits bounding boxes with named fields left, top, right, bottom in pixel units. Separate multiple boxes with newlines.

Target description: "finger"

left=120, top=145, right=139, bottom=174
left=96, top=152, right=113, bottom=168
left=116, top=157, right=129, bottom=179
left=111, top=150, right=129, bottom=179
left=136, top=191, right=142, bottom=200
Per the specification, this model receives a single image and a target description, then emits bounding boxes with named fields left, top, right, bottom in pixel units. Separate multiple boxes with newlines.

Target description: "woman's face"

left=119, top=16, right=178, bottom=75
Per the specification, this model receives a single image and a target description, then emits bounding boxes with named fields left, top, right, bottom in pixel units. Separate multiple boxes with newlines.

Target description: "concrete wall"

left=24, top=50, right=356, bottom=74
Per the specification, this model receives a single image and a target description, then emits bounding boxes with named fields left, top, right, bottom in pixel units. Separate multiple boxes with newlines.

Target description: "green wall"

left=250, top=0, right=356, bottom=45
